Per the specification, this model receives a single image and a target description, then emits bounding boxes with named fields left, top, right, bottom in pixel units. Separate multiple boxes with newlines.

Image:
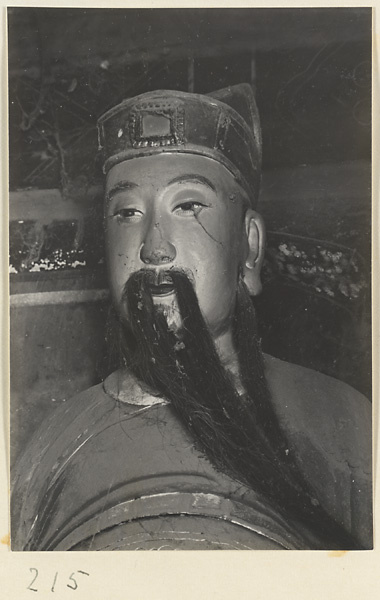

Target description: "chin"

left=152, top=295, right=182, bottom=333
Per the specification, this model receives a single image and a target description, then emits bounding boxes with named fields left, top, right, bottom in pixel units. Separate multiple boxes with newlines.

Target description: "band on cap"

left=97, top=84, right=262, bottom=205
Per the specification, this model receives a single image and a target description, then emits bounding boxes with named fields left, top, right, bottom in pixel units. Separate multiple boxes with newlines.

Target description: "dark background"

left=9, top=7, right=372, bottom=465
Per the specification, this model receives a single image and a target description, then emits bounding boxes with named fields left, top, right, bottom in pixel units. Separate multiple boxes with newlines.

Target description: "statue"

left=11, top=85, right=372, bottom=551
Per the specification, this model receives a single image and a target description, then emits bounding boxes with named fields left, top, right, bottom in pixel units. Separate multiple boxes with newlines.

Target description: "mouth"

left=148, top=283, right=175, bottom=297
left=145, top=271, right=175, bottom=297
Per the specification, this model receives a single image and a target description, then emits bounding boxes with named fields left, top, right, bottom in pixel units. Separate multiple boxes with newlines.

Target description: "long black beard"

left=113, top=268, right=361, bottom=550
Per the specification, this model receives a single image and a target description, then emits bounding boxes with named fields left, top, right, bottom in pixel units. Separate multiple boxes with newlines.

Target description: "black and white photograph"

left=8, top=6, right=373, bottom=553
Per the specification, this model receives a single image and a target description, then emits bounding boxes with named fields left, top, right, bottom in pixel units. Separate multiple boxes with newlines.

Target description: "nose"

left=140, top=221, right=176, bottom=265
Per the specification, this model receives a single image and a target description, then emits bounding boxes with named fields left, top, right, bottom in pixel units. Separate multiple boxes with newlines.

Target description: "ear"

left=243, top=209, right=266, bottom=296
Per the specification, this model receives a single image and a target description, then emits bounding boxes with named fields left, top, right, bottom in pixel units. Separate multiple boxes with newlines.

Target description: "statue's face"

left=104, top=153, right=250, bottom=339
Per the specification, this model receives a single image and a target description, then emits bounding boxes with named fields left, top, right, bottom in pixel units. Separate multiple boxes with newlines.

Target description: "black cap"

left=97, top=84, right=262, bottom=204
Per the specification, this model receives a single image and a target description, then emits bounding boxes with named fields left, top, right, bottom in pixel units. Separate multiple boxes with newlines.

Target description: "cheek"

left=184, top=219, right=244, bottom=313
left=105, top=226, right=139, bottom=301
left=105, top=223, right=138, bottom=264
left=199, top=216, right=244, bottom=274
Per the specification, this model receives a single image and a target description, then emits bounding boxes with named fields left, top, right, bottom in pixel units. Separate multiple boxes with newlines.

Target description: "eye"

left=113, top=208, right=143, bottom=221
left=173, top=201, right=206, bottom=217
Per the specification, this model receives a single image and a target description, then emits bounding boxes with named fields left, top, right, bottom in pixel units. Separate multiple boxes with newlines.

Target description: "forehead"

left=105, top=153, right=239, bottom=192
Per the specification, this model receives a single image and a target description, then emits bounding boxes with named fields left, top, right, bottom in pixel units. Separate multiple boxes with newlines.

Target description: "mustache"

left=120, top=268, right=196, bottom=335
left=121, top=268, right=195, bottom=300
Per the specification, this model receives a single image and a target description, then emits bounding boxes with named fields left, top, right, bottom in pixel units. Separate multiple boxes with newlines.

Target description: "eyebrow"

left=105, top=180, right=139, bottom=203
left=105, top=174, right=216, bottom=204
left=167, top=174, right=216, bottom=192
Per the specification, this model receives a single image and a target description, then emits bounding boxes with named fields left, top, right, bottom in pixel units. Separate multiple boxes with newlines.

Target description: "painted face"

left=104, top=153, right=250, bottom=339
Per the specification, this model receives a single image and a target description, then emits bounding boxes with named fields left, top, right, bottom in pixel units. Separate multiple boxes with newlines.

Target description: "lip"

left=149, top=283, right=175, bottom=297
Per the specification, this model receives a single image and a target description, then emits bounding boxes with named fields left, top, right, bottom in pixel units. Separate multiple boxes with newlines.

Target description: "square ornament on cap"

left=129, top=106, right=185, bottom=148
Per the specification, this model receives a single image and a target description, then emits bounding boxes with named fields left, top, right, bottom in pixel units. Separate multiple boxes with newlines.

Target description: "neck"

left=214, top=329, right=245, bottom=395
left=214, top=328, right=237, bottom=364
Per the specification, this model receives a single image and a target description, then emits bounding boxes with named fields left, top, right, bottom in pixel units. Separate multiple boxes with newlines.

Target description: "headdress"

left=97, top=83, right=262, bottom=204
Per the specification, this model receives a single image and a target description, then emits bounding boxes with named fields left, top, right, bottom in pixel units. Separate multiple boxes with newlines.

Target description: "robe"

left=11, top=354, right=372, bottom=551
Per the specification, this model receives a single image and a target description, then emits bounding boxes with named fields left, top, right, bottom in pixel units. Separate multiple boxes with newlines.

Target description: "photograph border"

left=1, top=1, right=378, bottom=598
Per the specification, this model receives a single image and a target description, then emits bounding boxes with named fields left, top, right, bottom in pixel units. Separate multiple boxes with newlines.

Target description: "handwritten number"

left=27, top=568, right=89, bottom=592
left=27, top=568, right=38, bottom=592
left=51, top=572, right=58, bottom=593
left=67, top=573, right=78, bottom=591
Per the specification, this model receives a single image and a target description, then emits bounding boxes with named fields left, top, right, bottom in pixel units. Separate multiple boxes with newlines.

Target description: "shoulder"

left=11, top=377, right=151, bottom=550
left=12, top=373, right=148, bottom=488
left=13, top=382, right=113, bottom=469
left=263, top=353, right=371, bottom=468
left=263, top=354, right=372, bottom=547
left=11, top=383, right=110, bottom=496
